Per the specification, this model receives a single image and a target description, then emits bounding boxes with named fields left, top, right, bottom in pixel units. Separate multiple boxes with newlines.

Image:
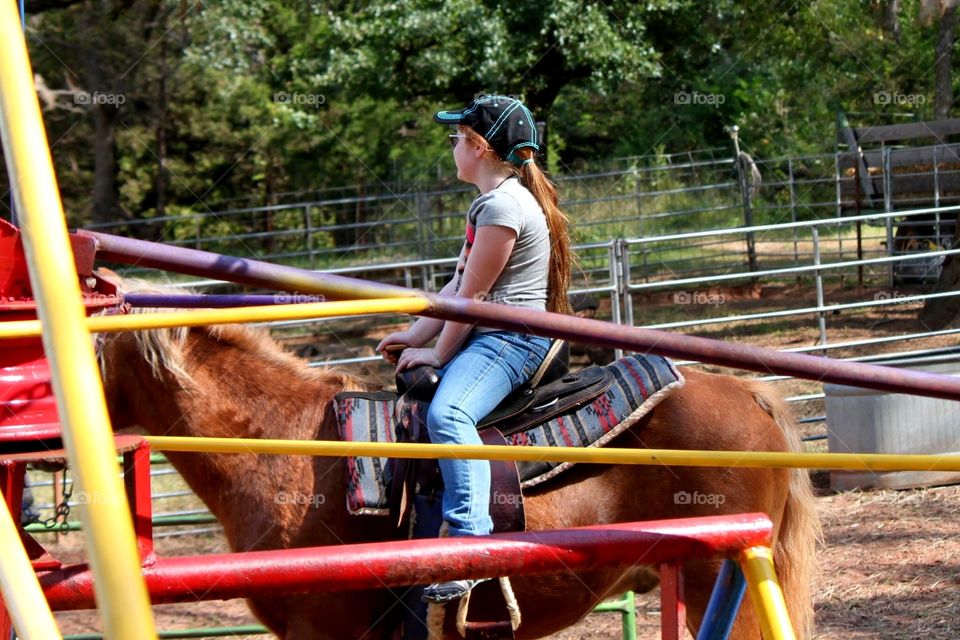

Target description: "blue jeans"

left=427, top=330, right=551, bottom=537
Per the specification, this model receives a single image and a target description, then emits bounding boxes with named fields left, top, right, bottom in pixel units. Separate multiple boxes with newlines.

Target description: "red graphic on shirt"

left=454, top=212, right=477, bottom=293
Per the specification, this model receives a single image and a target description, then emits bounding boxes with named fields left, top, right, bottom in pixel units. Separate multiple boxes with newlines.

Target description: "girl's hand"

left=377, top=331, right=414, bottom=363
left=396, top=347, right=443, bottom=371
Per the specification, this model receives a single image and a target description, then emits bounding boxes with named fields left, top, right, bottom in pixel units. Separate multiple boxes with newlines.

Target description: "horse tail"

left=744, top=381, right=821, bottom=639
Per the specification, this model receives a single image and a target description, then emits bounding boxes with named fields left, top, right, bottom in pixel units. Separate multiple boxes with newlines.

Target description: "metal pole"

left=63, top=627, right=269, bottom=640
left=303, top=205, right=314, bottom=269
left=696, top=559, right=746, bottom=640
left=592, top=592, right=637, bottom=640
left=729, top=127, right=757, bottom=272
left=140, top=435, right=960, bottom=472
left=611, top=240, right=624, bottom=360
left=41, top=515, right=775, bottom=610
left=788, top=158, right=798, bottom=267
left=812, top=228, right=828, bottom=354
left=883, top=147, right=895, bottom=287
left=934, top=145, right=942, bottom=252
left=74, top=231, right=960, bottom=400
left=0, top=500, right=61, bottom=639
left=619, top=239, right=634, bottom=329
left=834, top=153, right=843, bottom=264
left=738, top=546, right=796, bottom=640
left=0, top=5, right=157, bottom=636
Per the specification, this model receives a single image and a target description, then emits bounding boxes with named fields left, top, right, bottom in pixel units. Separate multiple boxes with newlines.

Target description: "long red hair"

left=460, top=125, right=577, bottom=315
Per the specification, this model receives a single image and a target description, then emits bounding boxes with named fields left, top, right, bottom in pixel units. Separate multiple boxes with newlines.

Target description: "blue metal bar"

left=123, top=293, right=314, bottom=308
left=696, top=559, right=747, bottom=640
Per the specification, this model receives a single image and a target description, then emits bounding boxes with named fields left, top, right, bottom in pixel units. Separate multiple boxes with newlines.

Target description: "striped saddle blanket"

left=334, top=353, right=684, bottom=515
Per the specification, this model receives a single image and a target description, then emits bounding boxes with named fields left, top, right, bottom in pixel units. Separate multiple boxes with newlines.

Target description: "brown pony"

left=97, top=295, right=820, bottom=640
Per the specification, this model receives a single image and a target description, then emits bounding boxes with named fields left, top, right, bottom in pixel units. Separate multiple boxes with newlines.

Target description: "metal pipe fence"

left=36, top=146, right=958, bottom=546
left=112, top=203, right=960, bottom=429
left=93, top=144, right=957, bottom=292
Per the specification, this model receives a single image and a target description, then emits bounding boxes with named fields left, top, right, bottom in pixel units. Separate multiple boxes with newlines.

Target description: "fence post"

left=416, top=191, right=429, bottom=261
left=619, top=239, right=633, bottom=327
left=304, top=205, right=315, bottom=269
left=812, top=227, right=828, bottom=355
left=788, top=158, right=799, bottom=267
left=611, top=240, right=624, bottom=361
left=736, top=153, right=758, bottom=273
left=883, top=147, right=895, bottom=287
left=833, top=152, right=843, bottom=264
left=934, top=145, right=942, bottom=251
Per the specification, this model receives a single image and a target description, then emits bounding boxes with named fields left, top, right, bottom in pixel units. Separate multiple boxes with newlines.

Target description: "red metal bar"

left=659, top=562, right=686, bottom=640
left=40, top=514, right=772, bottom=611
left=122, top=441, right=154, bottom=562
left=0, top=461, right=24, bottom=519
left=0, top=461, right=25, bottom=639
left=78, top=230, right=960, bottom=401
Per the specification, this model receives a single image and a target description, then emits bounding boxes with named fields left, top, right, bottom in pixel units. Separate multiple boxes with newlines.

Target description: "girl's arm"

left=397, top=225, right=516, bottom=370
left=398, top=276, right=457, bottom=344
left=377, top=246, right=464, bottom=356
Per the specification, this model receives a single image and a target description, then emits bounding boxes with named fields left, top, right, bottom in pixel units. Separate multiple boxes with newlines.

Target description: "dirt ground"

left=46, top=482, right=960, bottom=639
left=39, top=280, right=960, bottom=638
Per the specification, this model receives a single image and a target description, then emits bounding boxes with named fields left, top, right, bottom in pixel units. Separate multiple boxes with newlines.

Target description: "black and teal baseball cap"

left=434, top=95, right=539, bottom=164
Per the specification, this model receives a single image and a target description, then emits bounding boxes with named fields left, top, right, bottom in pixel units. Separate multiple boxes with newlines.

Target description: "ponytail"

left=460, top=126, right=578, bottom=315
left=512, top=147, right=575, bottom=315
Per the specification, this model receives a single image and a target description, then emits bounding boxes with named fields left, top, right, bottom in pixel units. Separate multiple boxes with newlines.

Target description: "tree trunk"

left=934, top=4, right=958, bottom=120
left=91, top=103, right=120, bottom=225
left=155, top=10, right=169, bottom=220
left=919, top=213, right=960, bottom=328
left=883, top=0, right=902, bottom=42
left=81, top=10, right=122, bottom=226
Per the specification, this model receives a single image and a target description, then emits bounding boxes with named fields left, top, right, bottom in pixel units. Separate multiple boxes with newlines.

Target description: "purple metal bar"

left=80, top=230, right=415, bottom=301
left=124, top=294, right=324, bottom=308
left=78, top=230, right=960, bottom=401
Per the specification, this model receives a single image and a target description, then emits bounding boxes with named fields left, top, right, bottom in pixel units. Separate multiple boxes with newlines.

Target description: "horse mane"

left=107, top=278, right=367, bottom=393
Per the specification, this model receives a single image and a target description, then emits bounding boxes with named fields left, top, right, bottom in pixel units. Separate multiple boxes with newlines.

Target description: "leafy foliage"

left=0, top=0, right=953, bottom=235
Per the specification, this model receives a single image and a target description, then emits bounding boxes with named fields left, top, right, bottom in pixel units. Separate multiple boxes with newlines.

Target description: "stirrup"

left=421, top=578, right=491, bottom=604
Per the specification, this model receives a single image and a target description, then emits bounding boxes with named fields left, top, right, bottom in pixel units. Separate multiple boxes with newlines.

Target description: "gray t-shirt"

left=455, top=177, right=549, bottom=330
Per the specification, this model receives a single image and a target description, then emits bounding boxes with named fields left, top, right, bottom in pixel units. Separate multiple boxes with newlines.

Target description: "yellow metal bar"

left=0, top=297, right=432, bottom=339
left=0, top=501, right=61, bottom=639
left=0, top=5, right=157, bottom=639
left=142, top=435, right=960, bottom=472
left=738, top=546, right=796, bottom=640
